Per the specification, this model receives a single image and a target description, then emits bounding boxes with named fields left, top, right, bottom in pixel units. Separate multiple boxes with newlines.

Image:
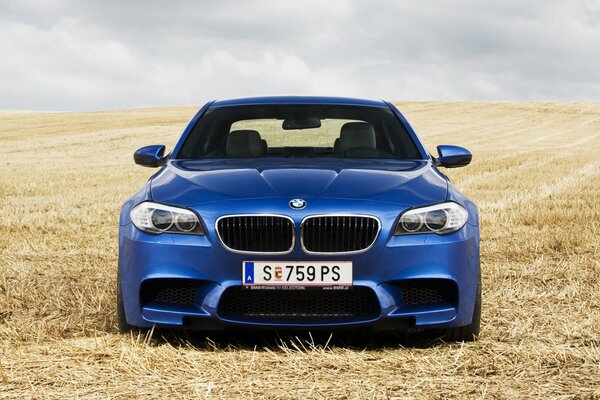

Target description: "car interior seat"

left=226, top=130, right=267, bottom=157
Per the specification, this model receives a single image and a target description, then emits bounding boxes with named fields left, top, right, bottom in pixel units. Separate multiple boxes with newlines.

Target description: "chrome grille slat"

left=301, top=215, right=380, bottom=254
left=217, top=215, right=294, bottom=253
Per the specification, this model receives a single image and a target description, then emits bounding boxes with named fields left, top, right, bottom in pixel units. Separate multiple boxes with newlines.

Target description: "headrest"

left=226, top=130, right=266, bottom=157
left=336, top=122, right=376, bottom=152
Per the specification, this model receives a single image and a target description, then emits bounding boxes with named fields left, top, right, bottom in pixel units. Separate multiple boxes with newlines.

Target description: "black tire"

left=117, top=276, right=137, bottom=334
left=444, top=277, right=481, bottom=342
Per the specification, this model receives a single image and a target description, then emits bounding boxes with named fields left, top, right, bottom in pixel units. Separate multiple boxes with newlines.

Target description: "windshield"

left=177, top=105, right=422, bottom=159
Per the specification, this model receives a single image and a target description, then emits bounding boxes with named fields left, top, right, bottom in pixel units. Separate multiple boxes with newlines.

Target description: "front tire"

left=117, top=276, right=137, bottom=334
left=444, top=278, right=481, bottom=342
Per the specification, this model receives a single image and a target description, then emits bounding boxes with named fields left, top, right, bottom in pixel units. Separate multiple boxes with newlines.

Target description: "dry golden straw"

left=0, top=102, right=598, bottom=398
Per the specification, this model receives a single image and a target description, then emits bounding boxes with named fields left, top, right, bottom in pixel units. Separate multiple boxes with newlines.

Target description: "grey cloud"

left=0, top=0, right=599, bottom=110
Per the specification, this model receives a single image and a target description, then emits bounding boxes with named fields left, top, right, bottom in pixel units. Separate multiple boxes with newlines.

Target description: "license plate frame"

left=242, top=261, right=352, bottom=289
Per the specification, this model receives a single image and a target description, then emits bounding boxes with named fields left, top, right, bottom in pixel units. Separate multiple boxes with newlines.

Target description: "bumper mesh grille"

left=302, top=215, right=379, bottom=253
left=217, top=215, right=294, bottom=253
left=140, top=279, right=201, bottom=306
left=396, top=280, right=457, bottom=305
left=218, top=286, right=380, bottom=322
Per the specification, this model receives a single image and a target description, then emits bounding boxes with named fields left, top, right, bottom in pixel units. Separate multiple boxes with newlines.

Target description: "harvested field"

left=0, top=102, right=599, bottom=399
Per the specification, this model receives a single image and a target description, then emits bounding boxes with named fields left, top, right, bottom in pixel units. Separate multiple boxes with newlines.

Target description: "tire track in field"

left=480, top=160, right=600, bottom=211
left=458, top=154, right=563, bottom=189
left=556, top=128, right=600, bottom=149
left=450, top=128, right=599, bottom=190
left=1, top=125, right=181, bottom=159
left=518, top=116, right=600, bottom=147
left=404, top=104, right=522, bottom=142
left=418, top=103, right=599, bottom=154
left=420, top=114, right=558, bottom=158
left=467, top=128, right=600, bottom=167
left=472, top=112, right=597, bottom=152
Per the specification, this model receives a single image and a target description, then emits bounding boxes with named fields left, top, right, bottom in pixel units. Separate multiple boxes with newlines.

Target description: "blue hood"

left=150, top=158, right=447, bottom=207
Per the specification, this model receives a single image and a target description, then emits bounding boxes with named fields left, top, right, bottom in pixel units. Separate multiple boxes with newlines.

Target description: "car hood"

left=150, top=158, right=447, bottom=207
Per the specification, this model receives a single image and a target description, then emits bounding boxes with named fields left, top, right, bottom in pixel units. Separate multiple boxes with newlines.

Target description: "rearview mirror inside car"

left=282, top=117, right=322, bottom=130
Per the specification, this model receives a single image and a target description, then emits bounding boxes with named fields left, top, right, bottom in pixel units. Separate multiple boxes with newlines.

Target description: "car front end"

left=118, top=97, right=481, bottom=340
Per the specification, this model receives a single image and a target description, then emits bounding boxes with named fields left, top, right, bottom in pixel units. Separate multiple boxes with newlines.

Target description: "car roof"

left=210, top=96, right=389, bottom=108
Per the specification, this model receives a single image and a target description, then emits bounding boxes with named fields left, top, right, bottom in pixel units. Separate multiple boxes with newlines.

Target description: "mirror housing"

left=435, top=145, right=472, bottom=168
left=134, top=145, right=167, bottom=168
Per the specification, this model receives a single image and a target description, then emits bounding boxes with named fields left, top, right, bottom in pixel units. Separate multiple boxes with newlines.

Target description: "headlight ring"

left=130, top=202, right=204, bottom=235
left=395, top=202, right=467, bottom=235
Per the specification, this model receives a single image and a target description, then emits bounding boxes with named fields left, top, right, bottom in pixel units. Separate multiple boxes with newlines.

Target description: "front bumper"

left=118, top=200, right=479, bottom=331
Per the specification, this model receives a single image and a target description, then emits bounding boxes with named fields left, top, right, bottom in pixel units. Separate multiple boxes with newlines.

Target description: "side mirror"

left=435, top=145, right=472, bottom=168
left=134, top=145, right=167, bottom=168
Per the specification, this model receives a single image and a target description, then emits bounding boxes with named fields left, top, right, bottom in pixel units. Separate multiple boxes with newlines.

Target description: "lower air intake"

left=395, top=279, right=458, bottom=306
left=218, top=286, right=380, bottom=322
left=140, top=279, right=202, bottom=306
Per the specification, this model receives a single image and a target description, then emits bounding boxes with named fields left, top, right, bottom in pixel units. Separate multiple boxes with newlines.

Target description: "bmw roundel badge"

left=289, top=198, right=307, bottom=210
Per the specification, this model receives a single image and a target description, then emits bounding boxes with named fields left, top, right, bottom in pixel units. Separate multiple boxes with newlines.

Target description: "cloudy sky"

left=1, top=0, right=600, bottom=111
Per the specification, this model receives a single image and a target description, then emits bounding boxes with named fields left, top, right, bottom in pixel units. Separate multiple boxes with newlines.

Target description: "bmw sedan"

left=118, top=96, right=481, bottom=341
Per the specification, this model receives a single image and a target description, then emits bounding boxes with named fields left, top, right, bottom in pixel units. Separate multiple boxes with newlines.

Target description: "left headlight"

left=130, top=202, right=204, bottom=235
left=394, top=202, right=468, bottom=235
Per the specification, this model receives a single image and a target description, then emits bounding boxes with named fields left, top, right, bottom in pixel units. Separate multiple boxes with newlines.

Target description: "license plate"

left=242, top=261, right=352, bottom=288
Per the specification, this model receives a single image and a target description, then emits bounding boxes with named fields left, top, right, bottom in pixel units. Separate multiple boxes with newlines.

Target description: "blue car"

left=118, top=96, right=481, bottom=341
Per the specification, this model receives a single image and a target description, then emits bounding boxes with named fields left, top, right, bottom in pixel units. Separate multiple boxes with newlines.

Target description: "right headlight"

left=130, top=202, right=204, bottom=235
left=394, top=202, right=468, bottom=235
